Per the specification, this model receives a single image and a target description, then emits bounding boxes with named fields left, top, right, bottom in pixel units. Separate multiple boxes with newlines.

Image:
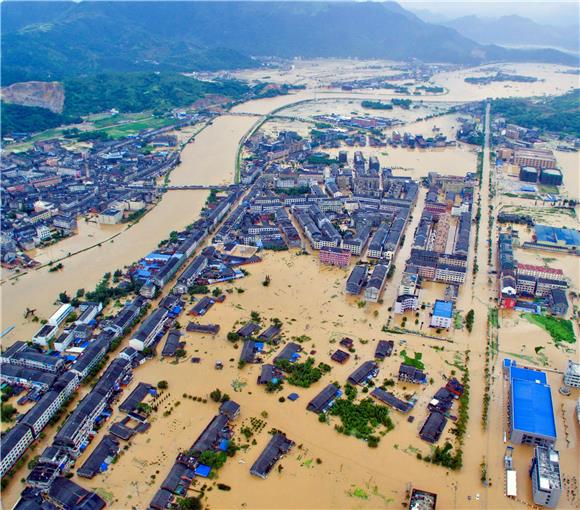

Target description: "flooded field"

left=231, top=60, right=578, bottom=104
left=554, top=150, right=580, bottom=201
left=432, top=63, right=579, bottom=101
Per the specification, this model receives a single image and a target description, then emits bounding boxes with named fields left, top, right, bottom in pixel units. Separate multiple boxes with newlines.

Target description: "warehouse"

left=508, top=365, right=557, bottom=446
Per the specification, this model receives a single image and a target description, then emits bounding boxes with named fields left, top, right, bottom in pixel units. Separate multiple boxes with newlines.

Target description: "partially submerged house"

left=273, top=342, right=302, bottom=364
left=374, top=340, right=394, bottom=359
left=250, top=433, right=294, bottom=479
left=398, top=364, right=427, bottom=384
left=371, top=388, right=413, bottom=413
left=419, top=412, right=447, bottom=443
left=257, top=364, right=284, bottom=385
left=347, top=361, right=378, bottom=386
left=307, top=384, right=341, bottom=414
left=237, top=322, right=261, bottom=338
left=330, top=349, right=350, bottom=364
left=77, top=435, right=119, bottom=479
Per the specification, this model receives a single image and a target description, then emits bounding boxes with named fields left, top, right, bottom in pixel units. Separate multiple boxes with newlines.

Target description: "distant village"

left=1, top=111, right=210, bottom=269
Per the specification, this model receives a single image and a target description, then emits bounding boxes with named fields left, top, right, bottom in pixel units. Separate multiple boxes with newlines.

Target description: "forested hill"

left=62, top=73, right=250, bottom=117
left=491, top=89, right=580, bottom=137
left=1, top=73, right=253, bottom=136
left=2, top=1, right=578, bottom=85
left=0, top=71, right=304, bottom=137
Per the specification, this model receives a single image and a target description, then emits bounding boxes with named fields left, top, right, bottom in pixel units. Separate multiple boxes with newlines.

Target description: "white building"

left=563, top=360, right=580, bottom=388
left=394, top=294, right=419, bottom=314
left=48, top=303, right=73, bottom=327
left=32, top=324, right=57, bottom=347
left=429, top=300, right=454, bottom=329
left=54, top=331, right=74, bottom=352
left=35, top=225, right=52, bottom=242
left=129, top=308, right=168, bottom=351
left=98, top=208, right=123, bottom=224
left=0, top=424, right=34, bottom=477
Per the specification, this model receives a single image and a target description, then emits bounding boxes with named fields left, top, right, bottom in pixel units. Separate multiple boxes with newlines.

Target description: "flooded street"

left=1, top=62, right=578, bottom=510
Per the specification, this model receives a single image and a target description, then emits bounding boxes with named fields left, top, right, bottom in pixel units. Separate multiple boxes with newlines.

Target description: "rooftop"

left=432, top=300, right=453, bottom=319
left=534, top=446, right=561, bottom=492
left=510, top=369, right=556, bottom=439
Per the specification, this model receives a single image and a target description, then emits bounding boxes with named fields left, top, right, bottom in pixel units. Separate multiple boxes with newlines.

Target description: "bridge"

left=160, top=184, right=236, bottom=191
left=225, top=111, right=317, bottom=125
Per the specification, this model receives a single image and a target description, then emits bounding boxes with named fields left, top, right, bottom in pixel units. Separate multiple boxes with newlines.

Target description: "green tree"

left=209, top=389, right=222, bottom=402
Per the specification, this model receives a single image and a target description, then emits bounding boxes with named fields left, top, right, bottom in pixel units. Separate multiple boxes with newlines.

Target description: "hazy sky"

left=401, top=1, right=580, bottom=26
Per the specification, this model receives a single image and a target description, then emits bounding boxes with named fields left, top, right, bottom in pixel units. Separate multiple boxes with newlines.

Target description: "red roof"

left=517, top=263, right=563, bottom=276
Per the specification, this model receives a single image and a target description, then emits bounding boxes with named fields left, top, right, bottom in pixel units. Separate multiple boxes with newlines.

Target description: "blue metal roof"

left=510, top=371, right=556, bottom=439
left=433, top=300, right=453, bottom=319
left=535, top=224, right=580, bottom=247
left=510, top=366, right=547, bottom=384
left=194, top=464, right=211, bottom=477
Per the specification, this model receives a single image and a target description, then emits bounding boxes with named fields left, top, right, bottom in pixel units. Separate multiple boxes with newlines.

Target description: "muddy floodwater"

left=1, top=61, right=578, bottom=510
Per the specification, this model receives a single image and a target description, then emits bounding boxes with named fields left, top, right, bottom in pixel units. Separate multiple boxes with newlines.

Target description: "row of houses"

left=150, top=401, right=241, bottom=509
left=498, top=232, right=569, bottom=313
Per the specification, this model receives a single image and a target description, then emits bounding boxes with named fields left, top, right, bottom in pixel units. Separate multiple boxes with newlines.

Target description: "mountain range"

left=2, top=1, right=578, bottom=86
left=442, top=15, right=579, bottom=54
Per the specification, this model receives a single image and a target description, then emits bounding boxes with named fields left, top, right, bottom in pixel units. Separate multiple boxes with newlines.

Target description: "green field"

left=6, top=113, right=177, bottom=151
left=400, top=350, right=425, bottom=370
left=95, top=116, right=176, bottom=139
left=524, top=314, right=576, bottom=344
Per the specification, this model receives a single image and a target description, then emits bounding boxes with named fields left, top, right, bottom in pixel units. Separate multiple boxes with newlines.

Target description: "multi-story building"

left=530, top=446, right=562, bottom=508
left=513, top=148, right=556, bottom=169
left=434, top=263, right=466, bottom=285
left=429, top=300, right=453, bottom=329
left=516, top=274, right=537, bottom=296
left=20, top=372, right=79, bottom=437
left=0, top=424, right=34, bottom=477
left=399, top=268, right=419, bottom=296
left=394, top=294, right=419, bottom=314
left=548, top=288, right=569, bottom=316
left=346, top=265, right=368, bottom=295
left=517, top=264, right=564, bottom=281
left=0, top=341, right=65, bottom=373
left=318, top=247, right=351, bottom=267
left=535, top=277, right=568, bottom=297
left=364, top=263, right=389, bottom=302
left=129, top=307, right=168, bottom=351
left=563, top=360, right=580, bottom=388
left=48, top=304, right=73, bottom=327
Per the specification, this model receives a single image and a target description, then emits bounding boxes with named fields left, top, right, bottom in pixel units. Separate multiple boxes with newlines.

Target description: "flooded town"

left=1, top=3, right=579, bottom=509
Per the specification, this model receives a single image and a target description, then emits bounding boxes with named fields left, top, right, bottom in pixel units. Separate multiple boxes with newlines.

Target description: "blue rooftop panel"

left=433, top=300, right=453, bottom=319
left=535, top=224, right=580, bottom=247
left=195, top=464, right=211, bottom=477
left=511, top=378, right=556, bottom=439
left=510, top=366, right=547, bottom=385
